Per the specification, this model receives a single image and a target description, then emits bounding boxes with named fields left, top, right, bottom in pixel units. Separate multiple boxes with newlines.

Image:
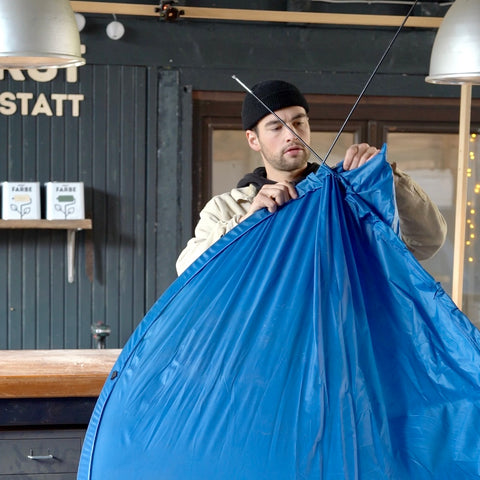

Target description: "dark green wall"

left=80, top=13, right=462, bottom=97
left=0, top=65, right=191, bottom=349
left=0, top=11, right=469, bottom=348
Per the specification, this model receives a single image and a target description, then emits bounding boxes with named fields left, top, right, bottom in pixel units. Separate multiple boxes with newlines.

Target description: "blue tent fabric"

left=78, top=145, right=480, bottom=479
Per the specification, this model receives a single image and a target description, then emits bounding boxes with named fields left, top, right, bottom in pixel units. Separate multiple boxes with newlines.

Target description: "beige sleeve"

left=176, top=187, right=256, bottom=275
left=393, top=165, right=447, bottom=261
left=177, top=167, right=446, bottom=275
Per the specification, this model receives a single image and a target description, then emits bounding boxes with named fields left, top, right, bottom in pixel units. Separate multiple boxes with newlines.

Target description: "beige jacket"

left=176, top=167, right=447, bottom=275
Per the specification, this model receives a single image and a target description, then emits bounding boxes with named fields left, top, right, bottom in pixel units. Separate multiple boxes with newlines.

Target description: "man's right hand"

left=240, top=181, right=298, bottom=222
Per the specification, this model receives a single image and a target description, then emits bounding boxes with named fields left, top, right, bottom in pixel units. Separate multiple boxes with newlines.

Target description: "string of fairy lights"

left=466, top=133, right=478, bottom=264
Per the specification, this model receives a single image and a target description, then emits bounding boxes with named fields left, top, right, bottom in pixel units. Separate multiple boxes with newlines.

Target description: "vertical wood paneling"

left=90, top=66, right=108, bottom=344
left=50, top=232, right=66, bottom=349
left=0, top=110, right=7, bottom=349
left=104, top=66, right=121, bottom=347
left=0, top=64, right=186, bottom=350
left=7, top=234, right=22, bottom=348
left=131, top=69, right=148, bottom=339
left=21, top=231, right=37, bottom=349
left=118, top=66, right=146, bottom=345
left=155, top=71, right=193, bottom=294
left=77, top=69, right=95, bottom=349
left=144, top=70, right=160, bottom=311
left=36, top=233, right=51, bottom=348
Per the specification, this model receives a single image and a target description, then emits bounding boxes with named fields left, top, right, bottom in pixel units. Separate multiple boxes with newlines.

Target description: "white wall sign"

left=0, top=45, right=86, bottom=117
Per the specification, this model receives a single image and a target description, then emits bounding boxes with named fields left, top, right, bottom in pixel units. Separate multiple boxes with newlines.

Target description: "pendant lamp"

left=426, top=0, right=480, bottom=85
left=0, top=0, right=85, bottom=69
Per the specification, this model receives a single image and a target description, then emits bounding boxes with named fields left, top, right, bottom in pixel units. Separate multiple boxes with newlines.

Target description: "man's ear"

left=246, top=129, right=261, bottom=152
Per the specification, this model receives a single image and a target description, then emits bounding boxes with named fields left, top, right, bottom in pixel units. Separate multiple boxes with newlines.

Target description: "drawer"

left=0, top=429, right=84, bottom=476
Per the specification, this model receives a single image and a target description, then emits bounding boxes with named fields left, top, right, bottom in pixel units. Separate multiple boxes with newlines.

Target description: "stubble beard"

left=265, top=147, right=311, bottom=173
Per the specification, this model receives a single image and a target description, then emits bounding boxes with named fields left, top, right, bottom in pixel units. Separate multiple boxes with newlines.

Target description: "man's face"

left=246, top=106, right=311, bottom=175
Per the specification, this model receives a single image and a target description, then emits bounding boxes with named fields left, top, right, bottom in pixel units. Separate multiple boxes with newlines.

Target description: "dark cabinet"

left=0, top=428, right=85, bottom=479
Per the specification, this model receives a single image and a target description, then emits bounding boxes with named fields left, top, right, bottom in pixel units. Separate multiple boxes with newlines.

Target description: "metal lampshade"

left=0, top=0, right=85, bottom=69
left=426, top=0, right=480, bottom=85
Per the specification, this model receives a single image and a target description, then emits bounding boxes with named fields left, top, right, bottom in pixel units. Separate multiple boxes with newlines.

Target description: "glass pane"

left=310, top=131, right=355, bottom=167
left=464, top=133, right=480, bottom=328
left=212, top=130, right=259, bottom=197
left=212, top=130, right=354, bottom=197
left=387, top=132, right=464, bottom=311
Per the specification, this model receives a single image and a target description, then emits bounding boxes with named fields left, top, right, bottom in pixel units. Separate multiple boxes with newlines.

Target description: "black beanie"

left=241, top=80, right=309, bottom=130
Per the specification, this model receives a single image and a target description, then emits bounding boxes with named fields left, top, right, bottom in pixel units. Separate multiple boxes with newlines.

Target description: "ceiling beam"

left=70, top=2, right=443, bottom=28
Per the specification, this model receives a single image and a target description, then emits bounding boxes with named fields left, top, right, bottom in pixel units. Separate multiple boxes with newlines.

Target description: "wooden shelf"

left=0, top=219, right=93, bottom=282
left=0, top=219, right=92, bottom=229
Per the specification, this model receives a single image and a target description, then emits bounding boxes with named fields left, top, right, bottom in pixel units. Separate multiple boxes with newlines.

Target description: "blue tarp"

left=78, top=145, right=480, bottom=479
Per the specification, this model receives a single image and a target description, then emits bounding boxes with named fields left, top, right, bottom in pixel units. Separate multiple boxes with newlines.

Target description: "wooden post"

left=452, top=83, right=472, bottom=309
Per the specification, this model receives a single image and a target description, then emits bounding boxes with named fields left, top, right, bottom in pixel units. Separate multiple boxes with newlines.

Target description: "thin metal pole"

left=233, top=0, right=418, bottom=166
left=323, top=0, right=419, bottom=163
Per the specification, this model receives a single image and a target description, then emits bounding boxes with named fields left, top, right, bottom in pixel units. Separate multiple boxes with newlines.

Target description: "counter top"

left=0, top=349, right=121, bottom=398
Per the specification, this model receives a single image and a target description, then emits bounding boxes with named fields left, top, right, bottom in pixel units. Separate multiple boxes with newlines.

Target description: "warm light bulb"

left=468, top=257, right=474, bottom=263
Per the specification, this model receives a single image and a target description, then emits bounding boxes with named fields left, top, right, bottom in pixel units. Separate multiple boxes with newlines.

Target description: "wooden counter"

left=0, top=349, right=121, bottom=399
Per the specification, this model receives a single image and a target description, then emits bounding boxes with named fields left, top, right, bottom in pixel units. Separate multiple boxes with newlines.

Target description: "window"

left=194, top=92, right=480, bottom=327
left=387, top=132, right=457, bottom=292
left=211, top=130, right=354, bottom=196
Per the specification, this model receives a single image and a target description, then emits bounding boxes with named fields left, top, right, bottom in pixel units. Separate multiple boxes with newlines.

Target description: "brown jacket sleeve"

left=393, top=164, right=447, bottom=261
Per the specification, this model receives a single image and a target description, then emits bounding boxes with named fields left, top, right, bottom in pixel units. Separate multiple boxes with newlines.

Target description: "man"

left=176, top=80, right=447, bottom=275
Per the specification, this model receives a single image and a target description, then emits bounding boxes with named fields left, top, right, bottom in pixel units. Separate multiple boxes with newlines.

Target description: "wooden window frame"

left=193, top=91, right=480, bottom=222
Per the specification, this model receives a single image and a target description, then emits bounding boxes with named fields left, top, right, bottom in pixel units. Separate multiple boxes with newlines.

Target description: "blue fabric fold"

left=78, top=144, right=480, bottom=480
